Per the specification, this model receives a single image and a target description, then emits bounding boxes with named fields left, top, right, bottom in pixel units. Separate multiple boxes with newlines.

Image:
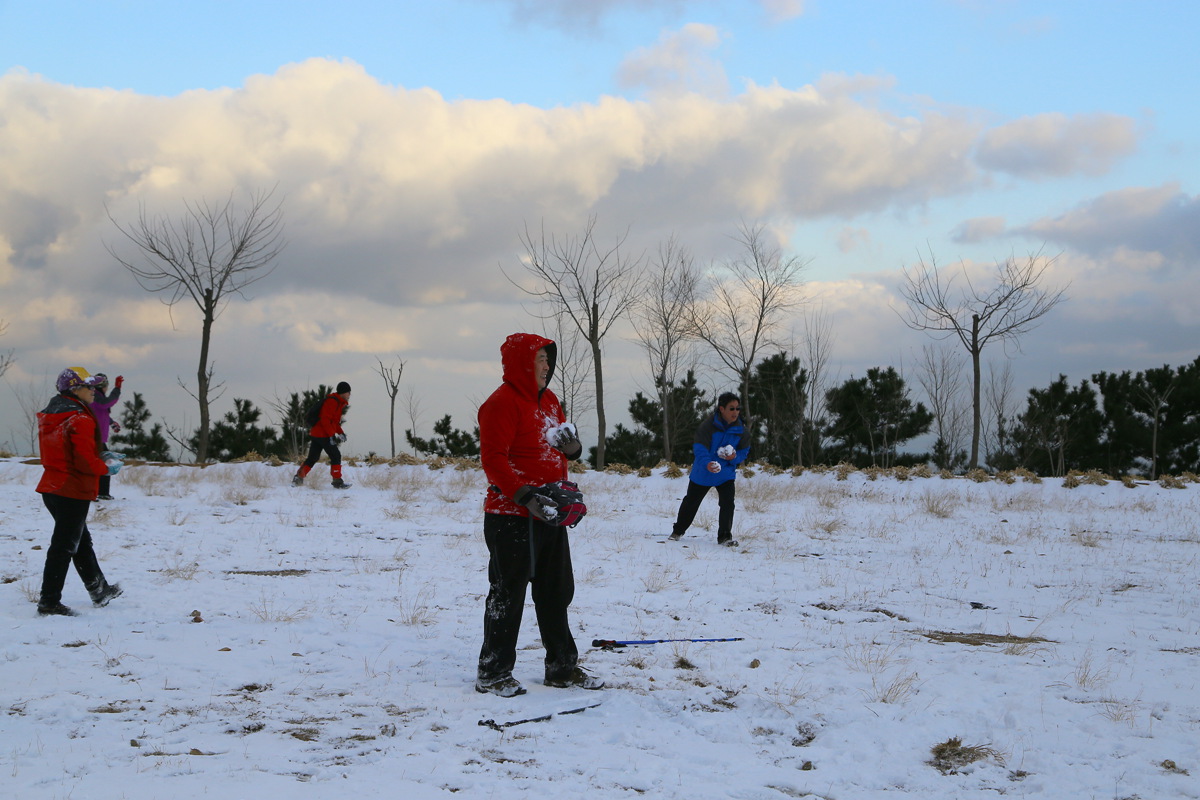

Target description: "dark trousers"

left=477, top=513, right=578, bottom=682
left=672, top=479, right=737, bottom=542
left=98, top=474, right=111, bottom=497
left=302, top=437, right=341, bottom=468
left=39, top=493, right=107, bottom=606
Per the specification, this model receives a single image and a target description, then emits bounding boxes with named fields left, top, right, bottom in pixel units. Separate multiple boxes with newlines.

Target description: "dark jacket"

left=689, top=411, right=751, bottom=486
left=37, top=394, right=108, bottom=500
left=479, top=332, right=569, bottom=517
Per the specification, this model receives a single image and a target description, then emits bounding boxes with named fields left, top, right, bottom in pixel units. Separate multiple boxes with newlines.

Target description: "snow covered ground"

left=1, top=457, right=1197, bottom=799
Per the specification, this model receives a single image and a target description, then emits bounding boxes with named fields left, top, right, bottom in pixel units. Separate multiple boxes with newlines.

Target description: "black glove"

left=550, top=425, right=582, bottom=459
left=513, top=485, right=557, bottom=524
left=329, top=433, right=346, bottom=446
left=514, top=482, right=587, bottom=527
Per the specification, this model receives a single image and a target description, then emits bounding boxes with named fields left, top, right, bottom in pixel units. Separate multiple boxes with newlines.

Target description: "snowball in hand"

left=544, top=421, right=578, bottom=448
left=717, top=445, right=735, bottom=459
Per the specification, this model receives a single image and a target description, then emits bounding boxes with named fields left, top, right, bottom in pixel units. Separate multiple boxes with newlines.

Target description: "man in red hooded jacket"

left=474, top=333, right=603, bottom=697
left=36, top=368, right=124, bottom=616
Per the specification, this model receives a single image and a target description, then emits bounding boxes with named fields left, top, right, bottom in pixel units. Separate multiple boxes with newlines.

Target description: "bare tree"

left=546, top=313, right=594, bottom=423
left=0, top=318, right=14, bottom=380
left=508, top=215, right=644, bottom=468
left=689, top=222, right=808, bottom=419
left=375, top=356, right=406, bottom=458
left=7, top=378, right=43, bottom=456
left=800, top=308, right=835, bottom=466
left=403, top=386, right=423, bottom=454
left=629, top=235, right=700, bottom=462
left=897, top=249, right=1067, bottom=469
left=107, top=188, right=285, bottom=462
left=982, top=360, right=1016, bottom=468
left=915, top=342, right=970, bottom=470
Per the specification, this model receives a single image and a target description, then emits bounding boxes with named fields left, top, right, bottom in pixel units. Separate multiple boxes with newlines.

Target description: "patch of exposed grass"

left=928, top=737, right=1005, bottom=774
left=920, top=630, right=1055, bottom=648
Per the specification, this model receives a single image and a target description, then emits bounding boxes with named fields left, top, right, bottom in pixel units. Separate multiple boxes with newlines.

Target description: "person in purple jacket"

left=89, top=373, right=124, bottom=500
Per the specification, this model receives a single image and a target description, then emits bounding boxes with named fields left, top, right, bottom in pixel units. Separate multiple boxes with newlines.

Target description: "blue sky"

left=1, top=0, right=1198, bottom=457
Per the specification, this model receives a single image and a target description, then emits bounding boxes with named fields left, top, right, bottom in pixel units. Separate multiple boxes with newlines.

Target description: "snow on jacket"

left=688, top=411, right=751, bottom=486
left=36, top=393, right=109, bottom=500
left=89, top=386, right=122, bottom=445
left=479, top=332, right=569, bottom=517
left=309, top=393, right=348, bottom=439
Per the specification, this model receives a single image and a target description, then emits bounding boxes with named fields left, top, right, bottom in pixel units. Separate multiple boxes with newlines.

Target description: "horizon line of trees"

left=94, top=353, right=1200, bottom=480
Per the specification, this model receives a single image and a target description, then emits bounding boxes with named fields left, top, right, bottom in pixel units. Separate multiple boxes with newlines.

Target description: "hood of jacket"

left=42, top=393, right=90, bottom=416
left=500, top=332, right=556, bottom=401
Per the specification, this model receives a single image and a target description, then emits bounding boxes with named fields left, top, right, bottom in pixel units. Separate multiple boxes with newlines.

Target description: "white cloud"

left=975, top=112, right=1139, bottom=178
left=616, top=22, right=729, bottom=96
left=1020, top=183, right=1200, bottom=261
left=950, top=216, right=1006, bottom=244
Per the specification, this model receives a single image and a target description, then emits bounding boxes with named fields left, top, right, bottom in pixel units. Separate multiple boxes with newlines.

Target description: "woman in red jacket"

left=292, top=381, right=352, bottom=489
left=36, top=368, right=123, bottom=616
left=474, top=332, right=602, bottom=697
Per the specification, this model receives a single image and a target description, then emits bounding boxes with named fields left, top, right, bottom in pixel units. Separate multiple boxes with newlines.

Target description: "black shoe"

left=718, top=538, right=739, bottom=548
left=668, top=532, right=684, bottom=541
left=291, top=474, right=304, bottom=486
left=91, top=583, right=123, bottom=607
left=475, top=675, right=526, bottom=697
left=38, top=602, right=78, bottom=617
left=544, top=666, right=604, bottom=690
left=97, top=494, right=115, bottom=501
left=331, top=479, right=350, bottom=489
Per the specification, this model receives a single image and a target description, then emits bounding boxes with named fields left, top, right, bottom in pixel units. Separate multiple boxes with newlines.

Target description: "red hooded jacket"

left=479, top=333, right=569, bottom=517
left=309, top=393, right=348, bottom=439
left=36, top=393, right=109, bottom=500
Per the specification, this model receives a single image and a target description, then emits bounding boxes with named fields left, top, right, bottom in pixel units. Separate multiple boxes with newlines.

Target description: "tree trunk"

left=389, top=395, right=397, bottom=458
left=590, top=310, right=606, bottom=468
left=969, top=314, right=981, bottom=470
left=196, top=291, right=215, bottom=463
left=659, top=374, right=672, bottom=463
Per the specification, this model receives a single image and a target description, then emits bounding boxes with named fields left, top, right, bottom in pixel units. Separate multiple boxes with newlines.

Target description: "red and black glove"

left=114, top=375, right=124, bottom=388
left=110, top=421, right=121, bottom=434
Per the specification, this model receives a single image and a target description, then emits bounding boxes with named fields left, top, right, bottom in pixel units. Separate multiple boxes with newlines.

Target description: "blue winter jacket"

left=688, top=412, right=751, bottom=486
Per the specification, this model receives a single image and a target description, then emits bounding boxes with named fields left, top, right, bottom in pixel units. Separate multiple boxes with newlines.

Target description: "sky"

left=1, top=0, right=1199, bottom=456
left=2, top=458, right=1198, bottom=797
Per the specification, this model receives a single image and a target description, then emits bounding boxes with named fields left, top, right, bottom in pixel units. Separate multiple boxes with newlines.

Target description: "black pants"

left=672, top=479, right=737, bottom=542
left=98, top=473, right=112, bottom=497
left=302, top=437, right=341, bottom=468
left=477, top=513, right=578, bottom=682
left=39, top=493, right=107, bottom=606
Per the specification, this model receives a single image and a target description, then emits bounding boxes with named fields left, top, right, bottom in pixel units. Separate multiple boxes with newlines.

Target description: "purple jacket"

left=89, top=387, right=122, bottom=445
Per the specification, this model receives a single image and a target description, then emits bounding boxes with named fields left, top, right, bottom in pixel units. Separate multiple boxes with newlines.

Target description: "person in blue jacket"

left=669, top=392, right=751, bottom=547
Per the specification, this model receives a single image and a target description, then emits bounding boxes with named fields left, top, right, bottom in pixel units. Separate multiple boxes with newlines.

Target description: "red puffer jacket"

left=309, top=393, right=348, bottom=439
left=479, top=332, right=569, bottom=517
left=36, top=394, right=109, bottom=500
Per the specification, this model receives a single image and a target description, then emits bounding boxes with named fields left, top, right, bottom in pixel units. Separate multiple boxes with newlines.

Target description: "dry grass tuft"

left=965, top=468, right=991, bottom=483
left=928, top=737, right=1005, bottom=774
left=920, top=489, right=959, bottom=519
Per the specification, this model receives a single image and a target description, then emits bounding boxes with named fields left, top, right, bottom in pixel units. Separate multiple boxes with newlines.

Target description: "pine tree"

left=194, top=398, right=281, bottom=462
left=109, top=392, right=173, bottom=461
left=406, top=415, right=480, bottom=457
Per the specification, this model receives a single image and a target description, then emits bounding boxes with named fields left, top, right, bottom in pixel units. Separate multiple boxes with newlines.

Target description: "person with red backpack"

left=36, top=368, right=124, bottom=616
left=292, top=381, right=351, bottom=489
left=474, top=333, right=601, bottom=697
